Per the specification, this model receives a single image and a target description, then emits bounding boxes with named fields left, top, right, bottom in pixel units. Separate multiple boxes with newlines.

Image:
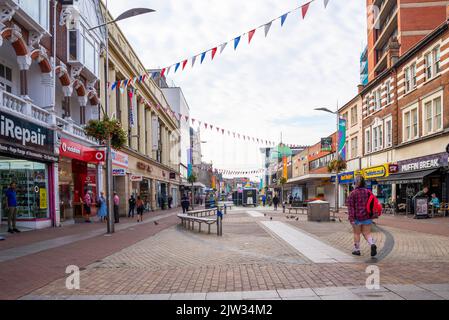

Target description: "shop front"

left=0, top=110, right=58, bottom=229
left=338, top=171, right=355, bottom=206
left=58, top=138, right=105, bottom=223
left=358, top=163, right=393, bottom=204
left=378, top=153, right=449, bottom=214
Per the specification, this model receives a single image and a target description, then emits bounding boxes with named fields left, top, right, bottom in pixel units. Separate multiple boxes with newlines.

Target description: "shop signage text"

left=338, top=172, right=354, bottom=184
left=60, top=138, right=105, bottom=164
left=112, top=150, right=129, bottom=168
left=130, top=175, right=143, bottom=182
left=0, top=111, right=56, bottom=162
left=137, top=162, right=153, bottom=173
left=363, top=165, right=389, bottom=179
left=112, top=168, right=126, bottom=176
left=398, top=153, right=448, bottom=173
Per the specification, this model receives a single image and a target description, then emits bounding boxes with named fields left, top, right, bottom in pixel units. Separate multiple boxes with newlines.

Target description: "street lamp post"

left=90, top=2, right=154, bottom=234
left=315, top=105, right=340, bottom=218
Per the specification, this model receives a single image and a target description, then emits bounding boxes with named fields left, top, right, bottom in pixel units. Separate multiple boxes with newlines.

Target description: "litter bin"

left=307, top=200, right=330, bottom=222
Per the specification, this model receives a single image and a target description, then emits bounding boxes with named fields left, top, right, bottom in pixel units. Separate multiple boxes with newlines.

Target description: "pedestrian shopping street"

left=2, top=206, right=449, bottom=301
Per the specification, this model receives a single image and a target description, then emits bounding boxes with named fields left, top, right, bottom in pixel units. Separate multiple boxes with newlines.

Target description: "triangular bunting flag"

left=192, top=56, right=197, bottom=67
left=281, top=13, right=288, bottom=26
left=182, top=59, right=188, bottom=70
left=324, top=0, right=330, bottom=8
left=302, top=2, right=310, bottom=19
left=201, top=52, right=206, bottom=64
left=220, top=42, right=228, bottom=54
left=111, top=82, right=117, bottom=90
left=234, top=36, right=241, bottom=50
left=264, top=22, right=272, bottom=37
left=248, top=29, right=256, bottom=44
left=166, top=66, right=171, bottom=75
left=211, top=47, right=217, bottom=60
left=185, top=115, right=189, bottom=122
left=175, top=62, right=180, bottom=73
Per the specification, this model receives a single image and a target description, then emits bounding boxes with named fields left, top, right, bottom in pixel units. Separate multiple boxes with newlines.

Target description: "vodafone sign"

left=60, top=138, right=105, bottom=164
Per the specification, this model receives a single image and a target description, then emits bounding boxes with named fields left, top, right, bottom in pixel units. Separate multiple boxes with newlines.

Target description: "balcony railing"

left=1, top=90, right=52, bottom=125
left=56, top=116, right=99, bottom=144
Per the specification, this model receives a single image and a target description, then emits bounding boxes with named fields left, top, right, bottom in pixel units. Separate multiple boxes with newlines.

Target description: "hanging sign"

left=60, top=138, right=105, bottom=164
left=321, top=137, right=333, bottom=152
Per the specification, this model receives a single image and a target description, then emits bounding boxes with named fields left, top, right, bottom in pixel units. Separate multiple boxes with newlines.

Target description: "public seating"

left=286, top=206, right=308, bottom=215
left=177, top=208, right=222, bottom=235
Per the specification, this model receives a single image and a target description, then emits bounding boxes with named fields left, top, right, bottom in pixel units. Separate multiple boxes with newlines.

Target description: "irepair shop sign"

left=0, top=110, right=57, bottom=162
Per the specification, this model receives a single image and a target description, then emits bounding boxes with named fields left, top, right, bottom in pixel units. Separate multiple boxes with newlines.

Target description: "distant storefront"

left=379, top=153, right=449, bottom=212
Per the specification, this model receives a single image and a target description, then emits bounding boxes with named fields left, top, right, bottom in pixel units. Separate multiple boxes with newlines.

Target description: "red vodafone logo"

left=62, top=142, right=67, bottom=153
left=95, top=151, right=104, bottom=161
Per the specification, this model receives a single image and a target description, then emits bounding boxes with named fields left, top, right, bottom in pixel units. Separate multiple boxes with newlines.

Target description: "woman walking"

left=346, top=175, right=377, bottom=257
left=97, top=192, right=107, bottom=223
left=136, top=196, right=145, bottom=222
left=272, top=194, right=280, bottom=211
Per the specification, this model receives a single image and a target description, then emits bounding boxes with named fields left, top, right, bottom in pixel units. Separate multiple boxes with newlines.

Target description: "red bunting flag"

left=182, top=59, right=188, bottom=70
left=248, top=29, right=256, bottom=44
left=161, top=68, right=166, bottom=78
left=192, top=118, right=196, bottom=125
left=210, top=125, right=214, bottom=130
left=185, top=115, right=189, bottom=122
left=204, top=123, right=208, bottom=129
left=222, top=129, right=225, bottom=134
left=302, top=2, right=311, bottom=19
left=211, top=47, right=218, bottom=60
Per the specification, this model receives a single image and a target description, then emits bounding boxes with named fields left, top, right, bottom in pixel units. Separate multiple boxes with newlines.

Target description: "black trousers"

left=128, top=206, right=135, bottom=217
left=114, top=205, right=120, bottom=223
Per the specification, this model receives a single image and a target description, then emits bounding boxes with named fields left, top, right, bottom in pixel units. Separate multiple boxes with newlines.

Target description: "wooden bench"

left=286, top=206, right=308, bottom=214
left=218, top=202, right=234, bottom=210
left=177, top=214, right=220, bottom=235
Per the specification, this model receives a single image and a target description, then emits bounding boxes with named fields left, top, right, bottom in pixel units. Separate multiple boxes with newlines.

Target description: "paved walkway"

left=21, top=283, right=449, bottom=300
left=261, top=221, right=357, bottom=263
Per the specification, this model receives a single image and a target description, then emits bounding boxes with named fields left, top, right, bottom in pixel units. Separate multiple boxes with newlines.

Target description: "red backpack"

left=366, top=191, right=383, bottom=219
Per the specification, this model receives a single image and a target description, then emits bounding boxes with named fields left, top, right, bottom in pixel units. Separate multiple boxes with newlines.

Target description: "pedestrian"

left=272, top=194, right=280, bottom=211
left=346, top=175, right=377, bottom=257
left=181, top=194, right=189, bottom=213
left=97, top=192, right=107, bottom=222
left=113, top=192, right=120, bottom=223
left=262, top=194, right=266, bottom=207
left=289, top=194, right=293, bottom=205
left=429, top=193, right=440, bottom=215
left=5, top=182, right=19, bottom=234
left=168, top=194, right=173, bottom=209
left=128, top=195, right=136, bottom=218
left=136, top=196, right=145, bottom=222
left=83, top=190, right=92, bottom=223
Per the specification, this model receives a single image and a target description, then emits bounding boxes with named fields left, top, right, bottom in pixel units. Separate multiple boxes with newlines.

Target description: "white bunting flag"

left=219, top=42, right=228, bottom=54
left=264, top=21, right=272, bottom=37
left=324, top=0, right=330, bottom=8
left=192, top=55, right=197, bottom=67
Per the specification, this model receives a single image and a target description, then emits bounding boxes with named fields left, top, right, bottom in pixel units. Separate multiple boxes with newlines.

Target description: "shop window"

left=0, top=63, right=13, bottom=93
left=0, top=158, right=49, bottom=220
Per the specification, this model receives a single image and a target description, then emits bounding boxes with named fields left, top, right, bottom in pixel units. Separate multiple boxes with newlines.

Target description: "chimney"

left=387, top=37, right=400, bottom=68
left=357, top=84, right=364, bottom=93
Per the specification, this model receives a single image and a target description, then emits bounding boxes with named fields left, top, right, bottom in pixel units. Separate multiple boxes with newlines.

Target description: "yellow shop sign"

left=362, top=164, right=390, bottom=180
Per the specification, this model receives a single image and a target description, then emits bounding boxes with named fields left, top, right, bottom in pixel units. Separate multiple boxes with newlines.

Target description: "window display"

left=0, top=158, right=49, bottom=220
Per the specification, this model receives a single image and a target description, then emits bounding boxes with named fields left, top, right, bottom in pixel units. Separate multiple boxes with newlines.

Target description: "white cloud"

left=107, top=0, right=366, bottom=172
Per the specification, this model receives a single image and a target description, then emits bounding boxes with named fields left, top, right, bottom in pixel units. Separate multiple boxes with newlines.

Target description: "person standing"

left=346, top=175, right=377, bottom=257
left=113, top=192, right=120, bottom=223
left=272, top=194, right=280, bottom=211
left=136, top=196, right=144, bottom=222
left=5, top=182, right=20, bottom=234
left=181, top=194, right=189, bottom=213
left=128, top=195, right=136, bottom=218
left=168, top=194, right=173, bottom=209
left=83, top=191, right=92, bottom=223
left=97, top=192, right=107, bottom=222
left=262, top=194, right=267, bottom=207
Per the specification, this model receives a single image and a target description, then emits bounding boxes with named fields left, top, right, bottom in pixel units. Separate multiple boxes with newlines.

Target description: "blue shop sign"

left=338, top=172, right=355, bottom=184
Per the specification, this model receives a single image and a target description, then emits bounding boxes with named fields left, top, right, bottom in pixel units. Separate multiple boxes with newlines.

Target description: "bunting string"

left=110, top=0, right=330, bottom=90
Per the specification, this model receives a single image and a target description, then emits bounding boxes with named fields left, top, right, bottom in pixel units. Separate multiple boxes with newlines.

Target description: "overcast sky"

left=107, top=0, right=367, bottom=179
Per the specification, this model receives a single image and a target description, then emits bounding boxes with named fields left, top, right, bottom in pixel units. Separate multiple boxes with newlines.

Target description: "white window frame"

left=374, top=89, right=382, bottom=111
left=350, top=136, right=358, bottom=159
left=17, top=0, right=50, bottom=31
left=404, top=63, right=417, bottom=93
left=385, top=82, right=391, bottom=104
left=365, top=128, right=371, bottom=154
left=351, top=105, right=358, bottom=126
left=402, top=104, right=419, bottom=142
left=384, top=117, right=393, bottom=148
left=425, top=45, right=441, bottom=81
left=372, top=123, right=383, bottom=152
left=422, top=92, right=443, bottom=136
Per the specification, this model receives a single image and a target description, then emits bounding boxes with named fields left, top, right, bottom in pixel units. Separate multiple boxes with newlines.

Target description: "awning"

left=377, top=169, right=440, bottom=185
